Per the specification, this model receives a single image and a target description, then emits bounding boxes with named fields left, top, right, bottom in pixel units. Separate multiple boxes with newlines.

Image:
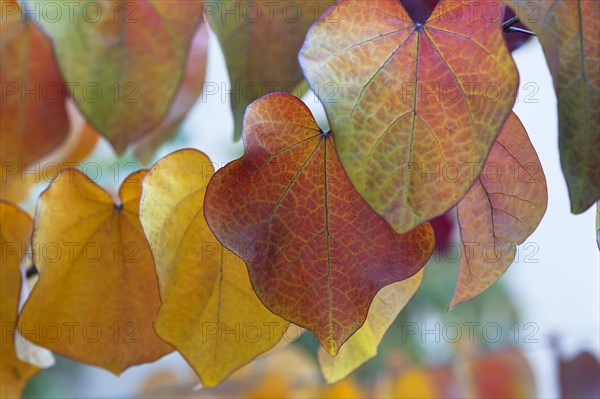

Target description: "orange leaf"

left=299, top=0, right=519, bottom=233
left=0, top=0, right=68, bottom=168
left=18, top=170, right=172, bottom=374
left=204, top=94, right=434, bottom=355
left=451, top=112, right=547, bottom=307
left=0, top=201, right=39, bottom=398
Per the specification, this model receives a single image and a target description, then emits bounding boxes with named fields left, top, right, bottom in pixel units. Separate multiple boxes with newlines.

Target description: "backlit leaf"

left=206, top=0, right=335, bottom=140
left=318, top=270, right=424, bottom=383
left=451, top=112, right=547, bottom=307
left=134, top=23, right=209, bottom=164
left=18, top=170, right=172, bottom=374
left=0, top=0, right=68, bottom=169
left=0, top=201, right=39, bottom=398
left=27, top=0, right=204, bottom=153
left=299, top=0, right=519, bottom=233
left=139, top=149, right=288, bottom=387
left=204, top=93, right=434, bottom=355
left=507, top=0, right=600, bottom=213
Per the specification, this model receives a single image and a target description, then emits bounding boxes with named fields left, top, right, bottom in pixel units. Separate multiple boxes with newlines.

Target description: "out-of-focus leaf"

left=204, top=93, right=434, bottom=355
left=0, top=201, right=39, bottom=398
left=134, top=24, right=209, bottom=164
left=0, top=102, right=99, bottom=204
left=0, top=0, right=68, bottom=173
left=317, top=270, right=424, bottom=383
left=300, top=0, right=519, bottom=233
left=206, top=0, right=335, bottom=141
left=507, top=0, right=599, bottom=213
left=18, top=170, right=172, bottom=374
left=392, top=367, right=454, bottom=398
left=462, top=348, right=536, bottom=398
left=139, top=149, right=288, bottom=387
left=451, top=112, right=547, bottom=308
left=560, top=351, right=600, bottom=399
left=26, top=0, right=204, bottom=153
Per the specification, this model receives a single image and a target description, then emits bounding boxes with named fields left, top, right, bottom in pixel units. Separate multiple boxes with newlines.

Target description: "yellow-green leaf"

left=27, top=0, right=204, bottom=152
left=207, top=0, right=334, bottom=140
left=507, top=0, right=600, bottom=213
left=139, top=149, right=289, bottom=387
left=317, top=270, right=423, bottom=383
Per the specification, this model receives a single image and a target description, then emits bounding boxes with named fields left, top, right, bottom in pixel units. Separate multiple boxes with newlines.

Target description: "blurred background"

left=8, top=17, right=600, bottom=399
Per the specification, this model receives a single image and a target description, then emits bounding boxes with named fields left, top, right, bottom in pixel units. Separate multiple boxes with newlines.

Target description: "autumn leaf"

left=139, top=149, right=288, bottom=387
left=204, top=93, right=434, bottom=355
left=206, top=0, right=335, bottom=141
left=0, top=100, right=101, bottom=204
left=506, top=0, right=599, bottom=213
left=18, top=169, right=172, bottom=374
left=299, top=0, right=519, bottom=233
left=461, top=348, right=536, bottom=397
left=318, top=270, right=424, bottom=383
left=133, top=23, right=209, bottom=165
left=0, top=0, right=69, bottom=171
left=0, top=201, right=39, bottom=398
left=27, top=0, right=204, bottom=153
left=392, top=367, right=454, bottom=398
left=451, top=112, right=547, bottom=308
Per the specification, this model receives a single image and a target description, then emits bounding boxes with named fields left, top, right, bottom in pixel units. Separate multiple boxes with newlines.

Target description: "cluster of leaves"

left=1, top=0, right=598, bottom=396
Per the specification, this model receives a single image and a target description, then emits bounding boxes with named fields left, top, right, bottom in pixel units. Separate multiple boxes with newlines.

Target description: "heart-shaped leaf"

left=204, top=93, right=434, bottom=355
left=300, top=0, right=519, bottom=233
left=140, top=149, right=288, bottom=387
left=27, top=0, right=204, bottom=152
left=18, top=170, right=172, bottom=374
left=451, top=112, right=547, bottom=307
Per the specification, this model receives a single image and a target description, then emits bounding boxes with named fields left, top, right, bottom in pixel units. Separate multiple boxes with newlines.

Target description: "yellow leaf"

left=18, top=170, right=172, bottom=374
left=318, top=270, right=424, bottom=383
left=0, top=201, right=39, bottom=398
left=139, top=149, right=289, bottom=387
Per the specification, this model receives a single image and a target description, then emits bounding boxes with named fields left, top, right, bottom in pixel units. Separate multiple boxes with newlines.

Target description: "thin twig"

left=502, top=15, right=536, bottom=36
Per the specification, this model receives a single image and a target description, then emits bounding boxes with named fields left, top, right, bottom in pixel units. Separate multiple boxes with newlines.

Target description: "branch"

left=502, top=16, right=536, bottom=36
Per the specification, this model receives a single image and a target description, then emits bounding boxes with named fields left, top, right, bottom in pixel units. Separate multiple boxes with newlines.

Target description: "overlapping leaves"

left=204, top=93, right=434, bottom=355
left=139, top=149, right=288, bottom=386
left=300, top=0, right=519, bottom=233
left=207, top=0, right=335, bottom=140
